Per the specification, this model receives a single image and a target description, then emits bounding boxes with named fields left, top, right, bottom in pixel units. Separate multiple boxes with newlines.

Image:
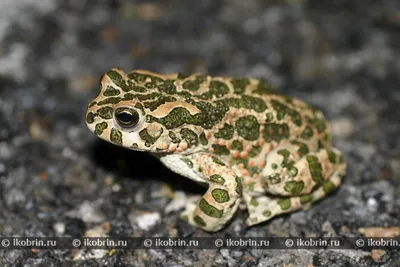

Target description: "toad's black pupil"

left=118, top=112, right=133, bottom=123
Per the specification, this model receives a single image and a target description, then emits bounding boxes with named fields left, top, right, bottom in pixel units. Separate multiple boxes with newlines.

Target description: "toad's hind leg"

left=244, top=173, right=342, bottom=226
left=244, top=146, right=346, bottom=226
left=179, top=153, right=243, bottom=232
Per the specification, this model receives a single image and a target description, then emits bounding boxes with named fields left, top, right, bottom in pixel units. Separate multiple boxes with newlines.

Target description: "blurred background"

left=0, top=0, right=399, bottom=266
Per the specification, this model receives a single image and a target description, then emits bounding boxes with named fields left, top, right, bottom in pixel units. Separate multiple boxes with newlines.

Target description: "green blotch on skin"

left=103, top=86, right=120, bottom=96
left=270, top=99, right=302, bottom=127
left=277, top=112, right=284, bottom=120
left=89, top=101, right=97, bottom=108
left=250, top=198, right=259, bottom=206
left=131, top=86, right=147, bottom=92
left=311, top=184, right=320, bottom=192
left=289, top=166, right=298, bottom=177
left=323, top=181, right=336, bottom=194
left=131, top=143, right=139, bottom=148
left=277, top=198, right=291, bottom=210
left=199, top=198, right=223, bottom=218
left=145, top=115, right=151, bottom=123
left=97, top=106, right=114, bottom=119
left=180, top=128, right=198, bottom=148
left=107, top=70, right=126, bottom=87
left=235, top=115, right=260, bottom=141
left=265, top=112, right=274, bottom=122
left=212, top=144, right=230, bottom=155
left=144, top=96, right=177, bottom=111
left=235, top=176, right=243, bottom=195
left=284, top=95, right=294, bottom=104
left=188, top=101, right=229, bottom=129
left=127, top=72, right=146, bottom=83
left=86, top=112, right=96, bottom=124
left=97, top=97, right=122, bottom=105
left=306, top=155, right=323, bottom=183
left=284, top=181, right=304, bottom=195
left=212, top=156, right=225, bottom=166
left=94, top=122, right=108, bottom=135
left=271, top=163, right=278, bottom=170
left=107, top=71, right=147, bottom=93
left=139, top=128, right=163, bottom=147
left=231, top=140, right=243, bottom=151
left=210, top=174, right=226, bottom=185
left=231, top=78, right=250, bottom=94
left=149, top=101, right=229, bottom=129
left=278, top=149, right=294, bottom=169
left=135, top=103, right=145, bottom=115
left=193, top=215, right=206, bottom=227
left=315, top=119, right=327, bottom=133
left=148, top=107, right=192, bottom=129
left=278, top=149, right=290, bottom=162
left=263, top=210, right=272, bottom=217
left=246, top=181, right=256, bottom=191
left=214, top=123, right=234, bottom=140
left=248, top=166, right=261, bottom=176
left=144, top=96, right=176, bottom=111
left=181, top=158, right=193, bottom=168
left=122, top=93, right=135, bottom=101
left=263, top=123, right=290, bottom=142
left=136, top=92, right=161, bottom=101
left=146, top=72, right=166, bottom=84
left=182, top=75, right=206, bottom=91
left=301, top=126, right=314, bottom=140
left=248, top=146, right=262, bottom=157
left=129, top=72, right=165, bottom=85
left=230, top=157, right=248, bottom=167
left=218, top=95, right=267, bottom=113
left=328, top=150, right=337, bottom=164
left=199, top=132, right=208, bottom=145
left=291, top=140, right=310, bottom=158
left=300, top=195, right=313, bottom=204
left=206, top=80, right=230, bottom=98
left=211, top=189, right=230, bottom=203
left=121, top=92, right=162, bottom=102
left=268, top=174, right=281, bottom=184
left=209, top=81, right=229, bottom=97
left=168, top=131, right=180, bottom=143
left=318, top=140, right=325, bottom=149
left=285, top=160, right=295, bottom=172
left=158, top=80, right=179, bottom=95
left=253, top=80, right=277, bottom=95
left=305, top=115, right=314, bottom=124
left=110, top=128, right=122, bottom=145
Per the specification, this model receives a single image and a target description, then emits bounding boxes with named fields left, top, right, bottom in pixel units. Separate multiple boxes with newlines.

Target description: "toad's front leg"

left=179, top=153, right=243, bottom=232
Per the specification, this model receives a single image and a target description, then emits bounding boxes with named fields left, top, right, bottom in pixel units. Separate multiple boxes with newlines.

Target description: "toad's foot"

left=179, top=153, right=243, bottom=232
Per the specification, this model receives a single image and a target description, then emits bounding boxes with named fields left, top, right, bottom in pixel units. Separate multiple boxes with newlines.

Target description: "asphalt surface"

left=0, top=0, right=399, bottom=266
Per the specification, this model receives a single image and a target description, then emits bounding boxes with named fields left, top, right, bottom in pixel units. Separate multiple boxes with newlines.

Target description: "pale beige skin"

left=86, top=69, right=347, bottom=232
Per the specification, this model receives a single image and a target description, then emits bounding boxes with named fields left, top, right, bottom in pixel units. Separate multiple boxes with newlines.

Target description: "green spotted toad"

left=86, top=69, right=347, bottom=232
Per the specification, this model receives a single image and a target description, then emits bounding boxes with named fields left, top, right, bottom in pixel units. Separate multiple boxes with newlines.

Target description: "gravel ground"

left=1, top=0, right=400, bottom=266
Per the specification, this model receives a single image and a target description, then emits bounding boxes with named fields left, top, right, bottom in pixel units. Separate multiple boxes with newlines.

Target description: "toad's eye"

left=115, top=107, right=140, bottom=128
